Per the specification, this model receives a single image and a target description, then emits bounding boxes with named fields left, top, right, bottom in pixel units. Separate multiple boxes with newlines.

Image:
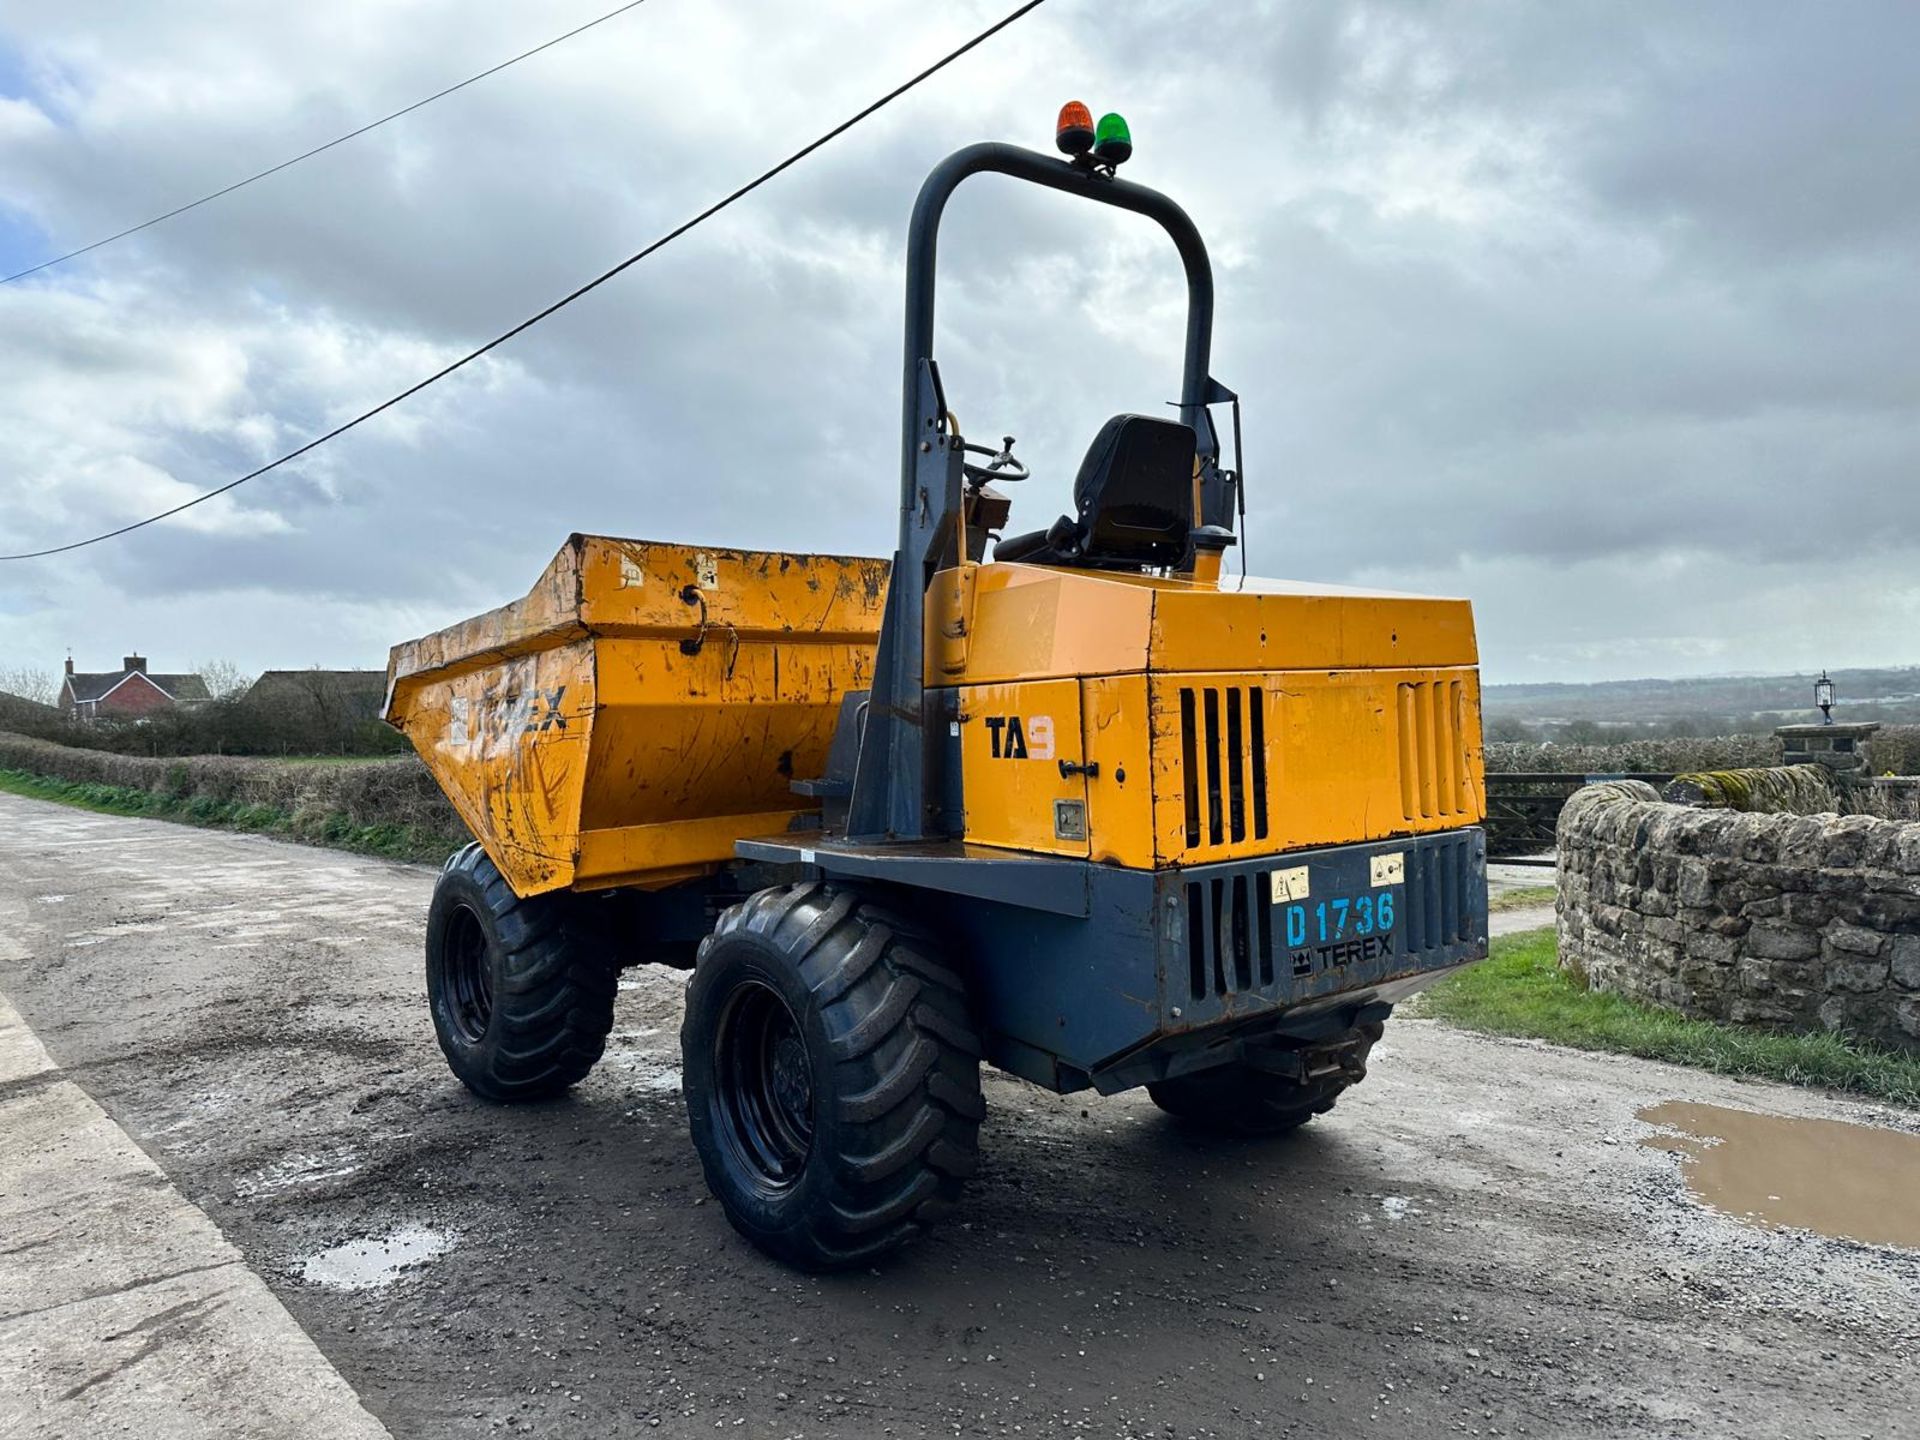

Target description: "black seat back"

left=1072, top=414, right=1197, bottom=564
left=995, top=415, right=1196, bottom=569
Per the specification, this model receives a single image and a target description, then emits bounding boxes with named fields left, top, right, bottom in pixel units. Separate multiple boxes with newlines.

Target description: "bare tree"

left=290, top=668, right=349, bottom=750
left=195, top=658, right=254, bottom=700
left=0, top=665, right=58, bottom=705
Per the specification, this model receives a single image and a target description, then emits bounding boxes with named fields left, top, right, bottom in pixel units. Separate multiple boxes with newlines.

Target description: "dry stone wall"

left=1556, top=781, right=1920, bottom=1050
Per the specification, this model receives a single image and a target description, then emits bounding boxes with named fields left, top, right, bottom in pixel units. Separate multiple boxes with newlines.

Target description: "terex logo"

left=451, top=685, right=568, bottom=748
left=983, top=714, right=1056, bottom=761
left=530, top=687, right=569, bottom=732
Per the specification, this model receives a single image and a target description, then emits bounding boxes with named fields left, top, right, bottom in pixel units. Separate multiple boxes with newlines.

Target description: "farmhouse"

left=58, top=655, right=210, bottom=721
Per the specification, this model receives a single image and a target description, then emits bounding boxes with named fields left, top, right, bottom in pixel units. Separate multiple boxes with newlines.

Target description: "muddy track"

left=2, top=793, right=1916, bottom=1439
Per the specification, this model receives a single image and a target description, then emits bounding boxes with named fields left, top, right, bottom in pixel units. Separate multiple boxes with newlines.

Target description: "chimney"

left=65, top=656, right=74, bottom=676
left=123, top=654, right=147, bottom=674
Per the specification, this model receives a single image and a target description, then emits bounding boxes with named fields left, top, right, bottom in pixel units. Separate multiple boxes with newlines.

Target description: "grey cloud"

left=0, top=0, right=1914, bottom=684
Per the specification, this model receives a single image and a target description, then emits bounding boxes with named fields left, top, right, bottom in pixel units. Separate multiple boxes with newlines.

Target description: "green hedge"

left=1485, top=727, right=1920, bottom=778
left=0, top=731, right=468, bottom=862
left=1484, top=735, right=1780, bottom=775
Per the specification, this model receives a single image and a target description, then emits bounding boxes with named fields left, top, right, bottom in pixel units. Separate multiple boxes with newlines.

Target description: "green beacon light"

left=1093, top=112, right=1132, bottom=165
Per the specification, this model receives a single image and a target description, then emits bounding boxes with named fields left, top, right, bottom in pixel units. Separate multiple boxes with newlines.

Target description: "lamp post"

left=1815, top=669, right=1835, bottom=725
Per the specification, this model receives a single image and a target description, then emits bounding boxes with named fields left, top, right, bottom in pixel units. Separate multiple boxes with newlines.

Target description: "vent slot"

left=1209, top=876, right=1226, bottom=995
left=1226, top=689, right=1246, bottom=844
left=1230, top=873, right=1253, bottom=991
left=1451, top=679, right=1477, bottom=816
left=1180, top=689, right=1201, bottom=848
left=1256, top=870, right=1275, bottom=986
left=1186, top=880, right=1206, bottom=1000
left=1249, top=688, right=1269, bottom=840
left=1203, top=689, right=1224, bottom=845
left=1177, top=684, right=1273, bottom=855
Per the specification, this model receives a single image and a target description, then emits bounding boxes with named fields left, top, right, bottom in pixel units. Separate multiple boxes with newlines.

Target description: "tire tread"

left=427, top=843, right=616, bottom=1102
left=688, top=882, right=984, bottom=1271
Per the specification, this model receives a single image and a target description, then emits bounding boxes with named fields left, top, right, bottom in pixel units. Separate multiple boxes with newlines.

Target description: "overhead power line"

left=1, top=0, right=656, bottom=285
left=0, top=0, right=1053, bottom=561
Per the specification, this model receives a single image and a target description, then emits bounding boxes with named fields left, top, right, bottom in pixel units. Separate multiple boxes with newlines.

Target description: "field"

left=1483, top=664, right=1920, bottom=732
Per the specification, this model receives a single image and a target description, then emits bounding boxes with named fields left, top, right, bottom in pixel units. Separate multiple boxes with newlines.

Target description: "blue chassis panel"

left=735, top=828, right=1489, bottom=1095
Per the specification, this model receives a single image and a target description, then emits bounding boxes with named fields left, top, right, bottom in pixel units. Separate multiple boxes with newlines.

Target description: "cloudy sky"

left=1, top=0, right=1914, bottom=687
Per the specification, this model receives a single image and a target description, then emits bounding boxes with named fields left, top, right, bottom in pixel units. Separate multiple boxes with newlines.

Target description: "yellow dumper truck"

left=386, top=112, right=1489, bottom=1269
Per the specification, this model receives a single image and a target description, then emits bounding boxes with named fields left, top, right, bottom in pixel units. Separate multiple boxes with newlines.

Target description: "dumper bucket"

left=385, top=535, right=889, bottom=897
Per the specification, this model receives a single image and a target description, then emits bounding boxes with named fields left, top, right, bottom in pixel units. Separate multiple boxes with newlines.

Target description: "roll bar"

left=848, top=141, right=1231, bottom=842
left=899, top=143, right=1224, bottom=523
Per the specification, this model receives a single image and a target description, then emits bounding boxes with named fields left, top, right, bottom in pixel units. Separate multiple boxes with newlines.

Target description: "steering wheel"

left=961, top=435, right=1031, bottom=487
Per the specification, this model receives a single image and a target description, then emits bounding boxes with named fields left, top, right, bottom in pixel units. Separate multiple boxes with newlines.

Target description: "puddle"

left=300, top=1224, right=453, bottom=1290
left=1639, top=1100, right=1920, bottom=1250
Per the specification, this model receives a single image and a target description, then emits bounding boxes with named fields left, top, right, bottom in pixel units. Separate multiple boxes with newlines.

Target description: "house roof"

left=247, top=669, right=386, bottom=693
left=0, top=690, right=60, bottom=725
left=244, top=669, right=387, bottom=718
left=65, top=670, right=210, bottom=704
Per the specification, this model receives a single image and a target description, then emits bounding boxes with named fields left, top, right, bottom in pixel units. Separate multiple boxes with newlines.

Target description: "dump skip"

left=1639, top=1100, right=1920, bottom=1250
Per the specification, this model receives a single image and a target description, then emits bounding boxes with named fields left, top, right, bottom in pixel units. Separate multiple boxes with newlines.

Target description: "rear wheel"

left=1147, top=1021, right=1384, bottom=1136
left=425, top=843, right=617, bottom=1101
left=681, top=882, right=983, bottom=1270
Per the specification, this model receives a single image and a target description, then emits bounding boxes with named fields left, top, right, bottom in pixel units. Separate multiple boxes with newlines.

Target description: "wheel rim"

left=442, top=904, right=494, bottom=1044
left=713, top=980, right=814, bottom=1190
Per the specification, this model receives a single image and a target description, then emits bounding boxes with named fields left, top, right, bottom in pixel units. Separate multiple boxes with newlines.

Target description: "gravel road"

left=2, top=793, right=1916, bottom=1439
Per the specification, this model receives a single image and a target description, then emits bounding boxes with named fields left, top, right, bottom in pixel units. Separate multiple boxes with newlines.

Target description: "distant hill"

left=1482, top=665, right=1920, bottom=739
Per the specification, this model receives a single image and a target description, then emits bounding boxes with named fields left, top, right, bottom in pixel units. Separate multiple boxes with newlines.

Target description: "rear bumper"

left=1165, top=828, right=1487, bottom=1027
left=736, top=825, right=1489, bottom=1095
left=1077, top=828, right=1488, bottom=1092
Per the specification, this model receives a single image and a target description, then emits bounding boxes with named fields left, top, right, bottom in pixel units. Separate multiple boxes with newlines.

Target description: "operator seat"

left=994, top=414, right=1197, bottom=570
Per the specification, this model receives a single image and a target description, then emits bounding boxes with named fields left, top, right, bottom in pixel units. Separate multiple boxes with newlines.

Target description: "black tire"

left=681, top=882, right=984, bottom=1271
left=1147, top=1021, right=1384, bottom=1137
left=425, top=842, right=617, bottom=1102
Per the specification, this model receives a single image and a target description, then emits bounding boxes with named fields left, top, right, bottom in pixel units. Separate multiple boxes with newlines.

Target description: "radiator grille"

left=1179, top=685, right=1270, bottom=853
left=1396, top=678, right=1475, bottom=823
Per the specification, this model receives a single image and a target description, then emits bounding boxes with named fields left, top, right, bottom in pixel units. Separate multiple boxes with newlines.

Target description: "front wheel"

left=1147, top=1021, right=1384, bottom=1136
left=425, top=843, right=617, bottom=1101
left=681, top=883, right=984, bottom=1271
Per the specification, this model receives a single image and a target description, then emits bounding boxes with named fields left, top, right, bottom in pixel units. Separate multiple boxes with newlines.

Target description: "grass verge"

left=1415, top=928, right=1920, bottom=1108
left=0, top=767, right=464, bottom=866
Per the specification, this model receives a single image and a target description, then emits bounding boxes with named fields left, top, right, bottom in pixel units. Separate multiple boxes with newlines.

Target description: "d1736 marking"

left=1282, top=890, right=1397, bottom=978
